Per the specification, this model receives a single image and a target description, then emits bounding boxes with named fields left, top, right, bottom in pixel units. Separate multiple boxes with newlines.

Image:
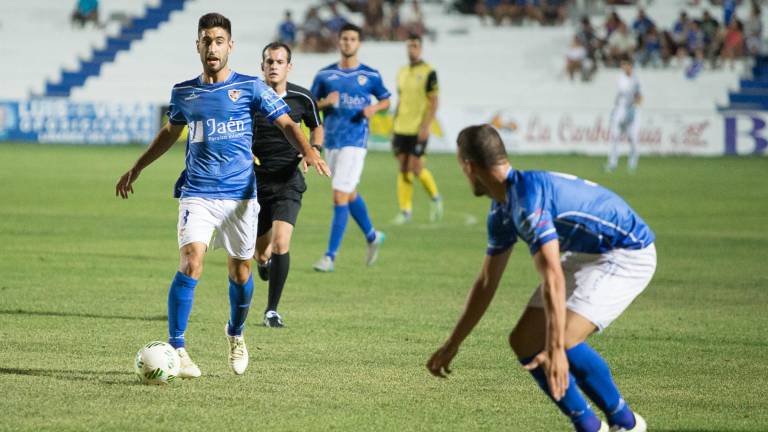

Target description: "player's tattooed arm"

left=427, top=248, right=512, bottom=378
left=115, top=122, right=184, bottom=199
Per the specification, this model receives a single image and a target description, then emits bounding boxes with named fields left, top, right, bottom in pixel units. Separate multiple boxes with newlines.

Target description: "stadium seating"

left=2, top=0, right=765, bottom=116
left=0, top=0, right=159, bottom=99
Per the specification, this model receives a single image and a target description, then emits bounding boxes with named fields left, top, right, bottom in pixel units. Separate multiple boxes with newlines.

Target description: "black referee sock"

left=267, top=252, right=289, bottom=312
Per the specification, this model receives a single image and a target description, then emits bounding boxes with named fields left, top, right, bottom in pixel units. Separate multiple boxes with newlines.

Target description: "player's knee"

left=229, top=262, right=251, bottom=285
left=272, top=236, right=291, bottom=254
left=179, top=256, right=203, bottom=279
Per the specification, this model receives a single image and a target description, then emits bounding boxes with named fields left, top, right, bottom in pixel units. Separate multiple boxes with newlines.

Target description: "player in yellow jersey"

left=391, top=34, right=443, bottom=225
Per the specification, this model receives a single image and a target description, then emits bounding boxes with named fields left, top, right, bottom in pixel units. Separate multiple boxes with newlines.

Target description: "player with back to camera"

left=427, top=124, right=656, bottom=432
left=606, top=57, right=642, bottom=173
left=391, top=33, right=443, bottom=225
left=115, top=13, right=330, bottom=377
left=252, top=42, right=325, bottom=328
left=310, top=23, right=391, bottom=273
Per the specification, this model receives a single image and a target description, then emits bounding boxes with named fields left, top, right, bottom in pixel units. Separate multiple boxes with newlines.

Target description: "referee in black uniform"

left=253, top=42, right=324, bottom=328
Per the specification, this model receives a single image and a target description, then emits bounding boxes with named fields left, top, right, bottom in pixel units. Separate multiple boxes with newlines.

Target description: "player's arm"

left=418, top=93, right=438, bottom=143
left=363, top=97, right=390, bottom=119
left=316, top=92, right=339, bottom=110
left=418, top=71, right=439, bottom=142
left=309, top=125, right=324, bottom=151
left=273, top=114, right=330, bottom=177
left=524, top=239, right=569, bottom=401
left=634, top=93, right=643, bottom=106
left=427, top=248, right=513, bottom=378
left=115, top=122, right=185, bottom=199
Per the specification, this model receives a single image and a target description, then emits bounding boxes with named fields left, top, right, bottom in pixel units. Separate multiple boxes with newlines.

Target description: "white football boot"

left=366, top=231, right=385, bottom=266
left=225, top=326, right=249, bottom=375
left=598, top=422, right=609, bottom=432
left=313, top=255, right=334, bottom=272
left=175, top=347, right=201, bottom=379
left=429, top=196, right=444, bottom=222
left=609, top=413, right=647, bottom=432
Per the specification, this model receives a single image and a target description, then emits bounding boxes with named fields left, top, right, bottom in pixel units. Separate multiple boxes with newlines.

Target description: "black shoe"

left=257, top=259, right=270, bottom=281
left=263, top=311, right=284, bottom=328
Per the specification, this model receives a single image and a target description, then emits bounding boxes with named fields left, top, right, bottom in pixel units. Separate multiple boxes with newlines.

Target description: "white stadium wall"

left=0, top=0, right=766, bottom=155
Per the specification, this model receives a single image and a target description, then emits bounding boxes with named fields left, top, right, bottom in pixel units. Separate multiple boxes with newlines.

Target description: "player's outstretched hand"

left=115, top=168, right=140, bottom=199
left=426, top=343, right=458, bottom=378
left=303, top=152, right=331, bottom=177
left=523, top=349, right=570, bottom=401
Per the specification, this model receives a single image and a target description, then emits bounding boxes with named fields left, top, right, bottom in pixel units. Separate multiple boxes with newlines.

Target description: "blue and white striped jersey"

left=168, top=71, right=290, bottom=199
left=310, top=63, right=390, bottom=149
left=487, top=169, right=655, bottom=256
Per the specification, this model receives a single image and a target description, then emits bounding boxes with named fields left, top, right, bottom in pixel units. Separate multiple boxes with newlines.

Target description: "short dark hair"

left=262, top=41, right=292, bottom=63
left=407, top=33, right=422, bottom=43
left=198, top=13, right=231, bottom=36
left=338, top=23, right=362, bottom=39
left=457, top=124, right=508, bottom=169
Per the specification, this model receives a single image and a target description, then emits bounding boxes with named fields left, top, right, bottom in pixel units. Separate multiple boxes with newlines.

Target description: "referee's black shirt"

left=252, top=82, right=322, bottom=177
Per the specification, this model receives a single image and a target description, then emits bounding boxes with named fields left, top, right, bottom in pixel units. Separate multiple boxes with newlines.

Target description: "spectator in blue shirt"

left=71, top=0, right=99, bottom=28
left=277, top=10, right=297, bottom=46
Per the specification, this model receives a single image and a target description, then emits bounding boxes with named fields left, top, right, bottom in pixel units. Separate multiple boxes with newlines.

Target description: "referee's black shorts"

left=392, top=133, right=428, bottom=157
left=255, top=168, right=306, bottom=237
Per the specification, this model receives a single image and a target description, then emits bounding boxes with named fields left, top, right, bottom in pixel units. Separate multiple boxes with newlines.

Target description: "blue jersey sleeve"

left=516, top=207, right=559, bottom=255
left=252, top=81, right=290, bottom=123
left=167, top=88, right=187, bottom=125
left=310, top=74, right=327, bottom=100
left=486, top=202, right=518, bottom=256
left=371, top=72, right=391, bottom=100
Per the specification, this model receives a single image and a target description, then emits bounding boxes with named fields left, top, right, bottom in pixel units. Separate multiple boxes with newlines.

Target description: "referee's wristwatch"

left=311, top=144, right=323, bottom=153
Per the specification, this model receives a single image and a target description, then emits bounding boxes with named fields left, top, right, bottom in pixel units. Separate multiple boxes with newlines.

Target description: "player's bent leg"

left=170, top=242, right=207, bottom=378
left=315, top=189, right=352, bottom=272
left=510, top=308, right=604, bottom=432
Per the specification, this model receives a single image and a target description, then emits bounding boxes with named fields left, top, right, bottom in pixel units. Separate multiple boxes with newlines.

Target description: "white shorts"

left=527, top=244, right=657, bottom=331
left=325, top=147, right=367, bottom=193
left=177, top=197, right=260, bottom=260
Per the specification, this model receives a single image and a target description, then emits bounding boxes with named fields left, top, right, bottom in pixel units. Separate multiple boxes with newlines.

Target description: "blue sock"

left=227, top=274, right=254, bottom=336
left=326, top=204, right=349, bottom=259
left=348, top=194, right=376, bottom=243
left=567, top=343, right=635, bottom=429
left=167, top=271, right=197, bottom=349
left=520, top=356, right=603, bottom=432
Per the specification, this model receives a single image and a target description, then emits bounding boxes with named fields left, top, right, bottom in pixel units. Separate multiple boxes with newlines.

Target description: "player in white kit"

left=606, top=57, right=642, bottom=173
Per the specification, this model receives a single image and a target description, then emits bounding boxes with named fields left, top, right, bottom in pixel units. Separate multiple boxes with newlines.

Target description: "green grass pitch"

left=0, top=143, right=766, bottom=431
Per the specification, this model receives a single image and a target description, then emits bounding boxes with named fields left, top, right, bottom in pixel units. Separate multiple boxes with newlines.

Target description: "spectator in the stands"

left=71, top=0, right=99, bottom=28
left=325, top=2, right=350, bottom=35
left=400, top=0, right=427, bottom=39
left=576, top=15, right=600, bottom=69
left=277, top=10, right=297, bottom=46
left=363, top=0, right=387, bottom=40
left=720, top=18, right=745, bottom=68
left=744, top=4, right=763, bottom=56
left=604, top=10, right=623, bottom=39
left=636, top=25, right=663, bottom=68
left=606, top=22, right=636, bottom=67
left=476, top=0, right=510, bottom=26
left=631, top=8, right=655, bottom=37
left=511, top=0, right=544, bottom=25
left=565, top=35, right=594, bottom=81
left=542, top=0, right=568, bottom=26
left=301, top=6, right=327, bottom=53
left=672, top=10, right=690, bottom=48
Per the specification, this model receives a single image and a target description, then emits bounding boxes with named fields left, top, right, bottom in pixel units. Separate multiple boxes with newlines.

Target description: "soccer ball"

left=134, top=341, right=180, bottom=385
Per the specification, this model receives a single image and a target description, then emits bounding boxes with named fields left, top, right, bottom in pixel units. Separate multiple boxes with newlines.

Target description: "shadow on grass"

left=0, top=309, right=165, bottom=322
left=0, top=367, right=134, bottom=385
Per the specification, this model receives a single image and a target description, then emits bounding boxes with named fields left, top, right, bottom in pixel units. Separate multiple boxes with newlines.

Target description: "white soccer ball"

left=134, top=341, right=180, bottom=385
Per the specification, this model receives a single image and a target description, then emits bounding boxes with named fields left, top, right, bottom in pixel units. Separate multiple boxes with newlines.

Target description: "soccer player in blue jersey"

left=427, top=125, right=656, bottom=432
left=115, top=13, right=330, bottom=378
left=310, top=23, right=391, bottom=272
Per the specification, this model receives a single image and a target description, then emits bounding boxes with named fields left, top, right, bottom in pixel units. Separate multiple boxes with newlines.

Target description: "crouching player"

left=427, top=124, right=656, bottom=432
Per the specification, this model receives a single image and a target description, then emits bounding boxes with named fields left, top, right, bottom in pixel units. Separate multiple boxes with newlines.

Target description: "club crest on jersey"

left=357, top=75, right=368, bottom=86
left=228, top=89, right=241, bottom=102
